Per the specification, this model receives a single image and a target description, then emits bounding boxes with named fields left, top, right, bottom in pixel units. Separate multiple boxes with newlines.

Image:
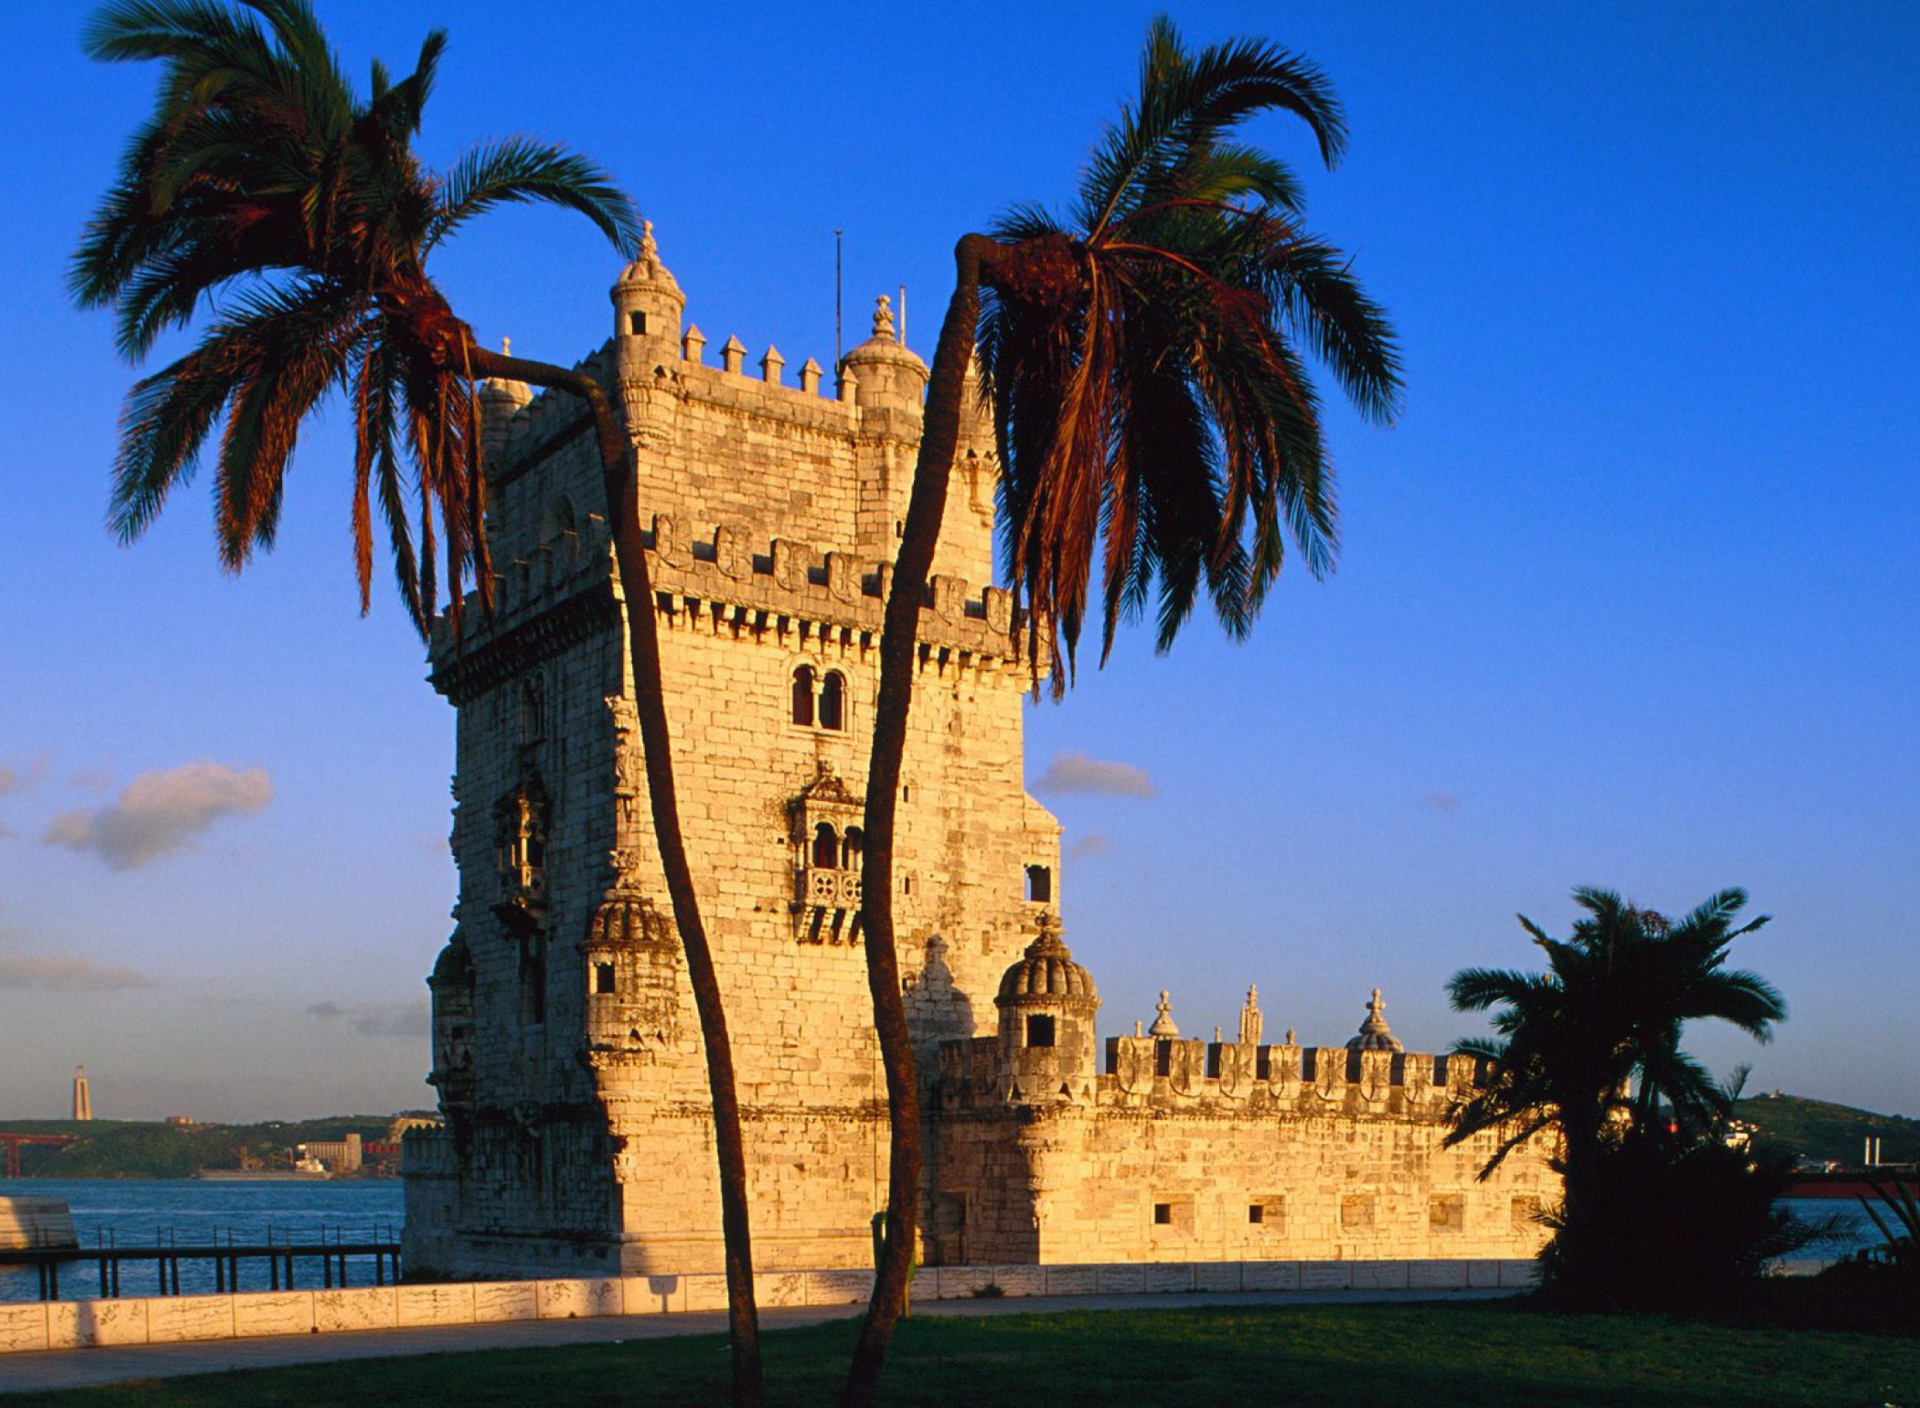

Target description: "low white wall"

left=0, top=1258, right=1542, bottom=1355
left=0, top=1197, right=77, bottom=1253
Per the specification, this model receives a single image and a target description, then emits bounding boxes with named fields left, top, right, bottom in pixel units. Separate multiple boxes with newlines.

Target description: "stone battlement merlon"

left=937, top=1032, right=1488, bottom=1119
left=428, top=514, right=1038, bottom=688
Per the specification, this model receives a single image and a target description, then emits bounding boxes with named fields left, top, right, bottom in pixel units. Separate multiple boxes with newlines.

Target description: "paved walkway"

left=0, top=1288, right=1510, bottom=1395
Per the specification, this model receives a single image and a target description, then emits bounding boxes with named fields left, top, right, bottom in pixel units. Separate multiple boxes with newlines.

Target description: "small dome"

left=477, top=338, right=532, bottom=410
left=430, top=931, right=472, bottom=987
left=996, top=916, right=1097, bottom=1008
left=841, top=294, right=926, bottom=377
left=612, top=220, right=682, bottom=297
left=1346, top=987, right=1404, bottom=1052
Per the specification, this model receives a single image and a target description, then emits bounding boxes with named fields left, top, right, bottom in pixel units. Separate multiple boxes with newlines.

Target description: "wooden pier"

left=9, top=1231, right=402, bottom=1302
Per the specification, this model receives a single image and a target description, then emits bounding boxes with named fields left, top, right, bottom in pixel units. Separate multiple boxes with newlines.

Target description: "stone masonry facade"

left=401, top=229, right=1555, bottom=1280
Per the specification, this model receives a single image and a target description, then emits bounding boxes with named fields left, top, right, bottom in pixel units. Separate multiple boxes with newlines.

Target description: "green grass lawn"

left=11, top=1302, right=1917, bottom=1407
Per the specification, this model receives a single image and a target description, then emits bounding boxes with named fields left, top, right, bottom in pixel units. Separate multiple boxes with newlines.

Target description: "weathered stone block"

left=315, top=1287, right=398, bottom=1333
left=1142, top=1263, right=1196, bottom=1294
left=1194, top=1262, right=1243, bottom=1292
left=806, top=1268, right=873, bottom=1304
left=681, top=1274, right=729, bottom=1311
left=0, top=1302, right=48, bottom=1353
left=1042, top=1265, right=1097, bottom=1297
left=1498, top=1259, right=1541, bottom=1288
left=1299, top=1262, right=1352, bottom=1291
left=756, top=1272, right=808, bottom=1308
left=1351, top=1261, right=1409, bottom=1290
left=1241, top=1261, right=1301, bottom=1292
left=622, top=1274, right=685, bottom=1315
left=397, top=1283, right=477, bottom=1326
left=472, top=1281, right=539, bottom=1322
left=1093, top=1264, right=1145, bottom=1294
left=537, top=1278, right=621, bottom=1319
left=49, top=1297, right=149, bottom=1348
left=987, top=1265, right=1046, bottom=1297
left=1466, top=1260, right=1503, bottom=1288
left=1408, top=1260, right=1469, bottom=1290
left=232, top=1290, right=314, bottom=1338
left=147, top=1295, right=235, bottom=1343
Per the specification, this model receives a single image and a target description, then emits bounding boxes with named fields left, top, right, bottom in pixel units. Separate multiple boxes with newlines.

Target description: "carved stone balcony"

left=797, top=866, right=862, bottom=910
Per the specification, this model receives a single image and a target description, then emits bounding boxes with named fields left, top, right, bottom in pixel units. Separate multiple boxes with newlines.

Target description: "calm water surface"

left=0, top=1178, right=402, bottom=1302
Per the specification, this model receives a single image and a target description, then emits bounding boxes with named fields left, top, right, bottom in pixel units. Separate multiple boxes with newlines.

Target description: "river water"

left=1, top=1178, right=403, bottom=1303
left=0, top=1181, right=1883, bottom=1303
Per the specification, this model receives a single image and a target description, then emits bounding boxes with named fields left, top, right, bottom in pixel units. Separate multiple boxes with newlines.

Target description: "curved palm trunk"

left=841, top=233, right=999, bottom=1408
left=467, top=344, right=764, bottom=1408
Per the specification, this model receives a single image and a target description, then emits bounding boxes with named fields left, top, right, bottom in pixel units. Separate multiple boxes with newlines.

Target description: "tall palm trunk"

left=467, top=342, right=764, bottom=1408
left=841, top=233, right=999, bottom=1408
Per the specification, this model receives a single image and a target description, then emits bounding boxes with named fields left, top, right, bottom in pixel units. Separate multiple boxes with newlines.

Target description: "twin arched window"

left=791, top=666, right=847, bottom=730
left=811, top=822, right=865, bottom=871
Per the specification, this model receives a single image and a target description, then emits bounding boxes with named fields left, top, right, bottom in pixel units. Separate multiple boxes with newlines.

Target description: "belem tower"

left=401, top=229, right=1556, bottom=1280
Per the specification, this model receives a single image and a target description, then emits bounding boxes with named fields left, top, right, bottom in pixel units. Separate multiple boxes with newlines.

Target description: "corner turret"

left=610, top=221, right=686, bottom=376
left=840, top=295, right=927, bottom=414
left=994, top=915, right=1099, bottom=1100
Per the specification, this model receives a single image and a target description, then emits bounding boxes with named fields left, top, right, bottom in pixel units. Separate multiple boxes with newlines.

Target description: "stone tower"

left=71, top=1066, right=91, bottom=1122
left=404, top=234, right=1060, bottom=1279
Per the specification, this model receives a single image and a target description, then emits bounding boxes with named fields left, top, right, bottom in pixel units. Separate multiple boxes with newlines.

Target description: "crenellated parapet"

left=939, top=981, right=1488, bottom=1124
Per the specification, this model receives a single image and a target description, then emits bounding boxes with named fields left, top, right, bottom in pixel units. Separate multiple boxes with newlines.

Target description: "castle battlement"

left=429, top=512, right=1031, bottom=701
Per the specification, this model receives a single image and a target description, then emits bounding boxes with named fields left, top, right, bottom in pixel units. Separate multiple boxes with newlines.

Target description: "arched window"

left=812, top=822, right=839, bottom=870
left=818, top=671, right=846, bottom=731
left=791, top=666, right=816, bottom=726
left=842, top=826, right=865, bottom=872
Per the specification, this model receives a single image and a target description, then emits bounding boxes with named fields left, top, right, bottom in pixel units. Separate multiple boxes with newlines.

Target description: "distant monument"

left=70, top=1066, right=91, bottom=1122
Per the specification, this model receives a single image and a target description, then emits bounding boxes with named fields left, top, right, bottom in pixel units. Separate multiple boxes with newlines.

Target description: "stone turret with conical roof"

left=610, top=221, right=686, bottom=383
left=840, top=295, right=927, bottom=414
left=994, top=914, right=1100, bottom=1100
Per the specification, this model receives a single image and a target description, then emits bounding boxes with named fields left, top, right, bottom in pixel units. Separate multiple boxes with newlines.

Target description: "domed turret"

left=840, top=295, right=927, bottom=412
left=477, top=338, right=532, bottom=464
left=994, top=915, right=1100, bottom=1100
left=610, top=221, right=686, bottom=374
left=1345, top=988, right=1404, bottom=1052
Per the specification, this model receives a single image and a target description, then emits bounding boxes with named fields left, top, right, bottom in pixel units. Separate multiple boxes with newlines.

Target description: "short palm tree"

left=1446, top=887, right=1785, bottom=1280
left=74, top=4, right=764, bottom=1401
left=845, top=17, right=1400, bottom=1403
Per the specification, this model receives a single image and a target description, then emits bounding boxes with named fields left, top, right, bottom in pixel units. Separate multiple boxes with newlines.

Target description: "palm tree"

left=1446, top=887, right=1785, bottom=1294
left=73, top=4, right=764, bottom=1401
left=845, top=18, right=1401, bottom=1402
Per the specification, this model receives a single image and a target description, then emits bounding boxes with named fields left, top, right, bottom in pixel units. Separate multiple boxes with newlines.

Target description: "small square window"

left=1025, top=1014, right=1056, bottom=1048
left=593, top=963, right=616, bottom=995
left=1153, top=1203, right=1172, bottom=1226
left=1248, top=1204, right=1264, bottom=1225
left=629, top=311, right=648, bottom=336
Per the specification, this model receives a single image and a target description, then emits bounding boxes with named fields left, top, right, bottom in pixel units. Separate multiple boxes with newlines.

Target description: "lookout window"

left=791, top=666, right=816, bottom=726
left=593, top=963, right=616, bottom=996
left=842, top=826, right=865, bottom=871
left=812, top=823, right=840, bottom=870
left=629, top=311, right=648, bottom=336
left=819, top=672, right=846, bottom=731
left=1248, top=1204, right=1264, bottom=1225
left=1154, top=1042, right=1172, bottom=1078
left=1153, top=1203, right=1172, bottom=1226
left=1025, top=864, right=1052, bottom=903
left=1025, top=1014, right=1056, bottom=1048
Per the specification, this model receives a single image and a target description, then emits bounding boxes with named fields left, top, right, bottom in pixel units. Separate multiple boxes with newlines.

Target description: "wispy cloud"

left=1034, top=751, right=1156, bottom=799
left=1065, top=832, right=1114, bottom=862
left=44, top=762, right=273, bottom=870
left=306, top=999, right=430, bottom=1039
left=0, top=953, right=155, bottom=991
left=0, top=754, right=48, bottom=799
left=1423, top=792, right=1461, bottom=813
left=69, top=770, right=114, bottom=793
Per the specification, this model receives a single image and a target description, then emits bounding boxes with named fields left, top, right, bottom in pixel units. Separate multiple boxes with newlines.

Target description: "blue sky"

left=1, top=3, right=1914, bottom=1121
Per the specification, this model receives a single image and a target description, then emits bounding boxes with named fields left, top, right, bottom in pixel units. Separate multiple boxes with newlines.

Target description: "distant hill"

left=0, top=1116, right=409, bottom=1179
left=1735, top=1093, right=1920, bottom=1166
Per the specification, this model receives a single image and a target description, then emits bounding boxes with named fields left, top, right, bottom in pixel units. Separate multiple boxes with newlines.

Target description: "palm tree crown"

left=1447, top=885, right=1785, bottom=1176
left=978, top=16, right=1402, bottom=685
left=72, top=0, right=641, bottom=633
